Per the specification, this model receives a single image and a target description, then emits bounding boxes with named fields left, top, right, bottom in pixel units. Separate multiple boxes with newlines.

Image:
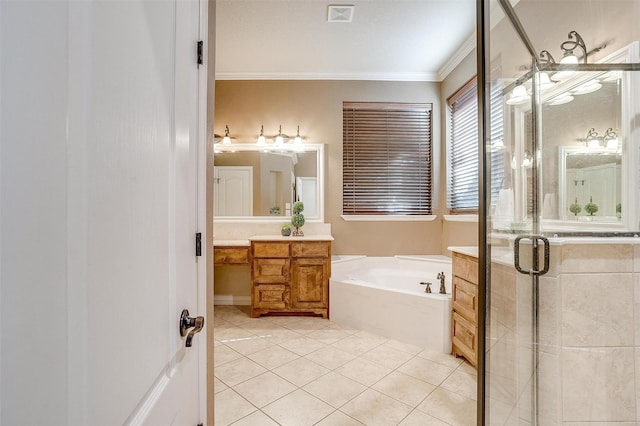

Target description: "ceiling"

left=214, top=0, right=478, bottom=82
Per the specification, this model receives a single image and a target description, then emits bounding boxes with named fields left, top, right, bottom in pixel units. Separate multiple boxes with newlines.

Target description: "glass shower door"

left=479, top=0, right=640, bottom=424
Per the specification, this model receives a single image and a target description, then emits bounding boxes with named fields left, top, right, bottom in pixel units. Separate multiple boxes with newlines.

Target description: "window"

left=447, top=79, right=504, bottom=213
left=343, top=102, right=432, bottom=216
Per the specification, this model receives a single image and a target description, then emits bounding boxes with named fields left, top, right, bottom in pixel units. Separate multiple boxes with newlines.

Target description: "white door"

left=296, top=177, right=318, bottom=217
left=214, top=166, right=254, bottom=216
left=0, top=0, right=208, bottom=424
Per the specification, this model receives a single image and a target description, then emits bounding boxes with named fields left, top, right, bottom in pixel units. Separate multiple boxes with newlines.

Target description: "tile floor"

left=214, top=305, right=477, bottom=426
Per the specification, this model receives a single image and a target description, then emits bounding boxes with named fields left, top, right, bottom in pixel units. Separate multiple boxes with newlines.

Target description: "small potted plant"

left=281, top=224, right=291, bottom=236
left=616, top=203, right=622, bottom=219
left=584, top=196, right=598, bottom=216
left=569, top=198, right=582, bottom=217
left=291, top=201, right=305, bottom=236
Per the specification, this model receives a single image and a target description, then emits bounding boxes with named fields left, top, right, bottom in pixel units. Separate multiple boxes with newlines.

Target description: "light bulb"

left=257, top=125, right=266, bottom=145
left=294, top=126, right=303, bottom=146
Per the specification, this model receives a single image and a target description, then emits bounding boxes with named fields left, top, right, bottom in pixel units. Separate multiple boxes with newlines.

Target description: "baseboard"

left=214, top=295, right=251, bottom=306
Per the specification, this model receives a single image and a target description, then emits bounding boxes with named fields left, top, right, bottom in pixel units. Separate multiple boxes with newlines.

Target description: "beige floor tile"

left=215, top=357, right=268, bottom=387
left=303, top=371, right=367, bottom=408
left=418, top=388, right=477, bottom=426
left=362, top=345, right=414, bottom=370
left=457, top=360, right=477, bottom=376
left=304, top=346, right=357, bottom=370
left=214, top=344, right=243, bottom=367
left=372, top=371, right=436, bottom=407
left=224, top=336, right=274, bottom=355
left=383, top=339, right=424, bottom=355
left=282, top=317, right=330, bottom=333
left=262, top=389, right=334, bottom=426
left=215, top=326, right=256, bottom=342
left=341, top=389, right=413, bottom=426
left=307, top=328, right=352, bottom=344
left=247, top=345, right=300, bottom=370
left=230, top=410, right=280, bottom=426
left=272, top=357, right=330, bottom=387
left=331, top=335, right=385, bottom=356
left=233, top=371, right=298, bottom=408
left=398, top=409, right=450, bottom=425
left=440, top=369, right=477, bottom=400
left=214, top=389, right=257, bottom=426
left=417, top=348, right=464, bottom=368
left=260, top=327, right=302, bottom=345
left=335, top=358, right=392, bottom=387
left=397, top=357, right=456, bottom=386
left=315, top=410, right=364, bottom=425
left=279, top=335, right=327, bottom=356
left=214, top=376, right=228, bottom=394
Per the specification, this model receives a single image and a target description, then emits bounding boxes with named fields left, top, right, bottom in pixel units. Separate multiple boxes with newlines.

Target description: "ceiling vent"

left=327, top=5, right=354, bottom=23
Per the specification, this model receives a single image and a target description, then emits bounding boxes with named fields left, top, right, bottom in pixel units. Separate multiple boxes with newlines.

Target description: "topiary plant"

left=291, top=201, right=305, bottom=236
left=584, top=196, right=598, bottom=216
left=569, top=198, right=582, bottom=216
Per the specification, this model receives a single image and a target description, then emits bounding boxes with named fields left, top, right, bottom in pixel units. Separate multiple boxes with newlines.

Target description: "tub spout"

left=437, top=272, right=446, bottom=294
left=419, top=281, right=432, bottom=293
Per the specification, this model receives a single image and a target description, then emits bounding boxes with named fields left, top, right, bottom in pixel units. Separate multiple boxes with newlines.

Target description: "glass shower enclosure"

left=478, top=0, right=640, bottom=423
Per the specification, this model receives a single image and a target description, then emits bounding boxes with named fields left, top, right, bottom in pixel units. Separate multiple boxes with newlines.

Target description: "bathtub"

left=330, top=255, right=452, bottom=353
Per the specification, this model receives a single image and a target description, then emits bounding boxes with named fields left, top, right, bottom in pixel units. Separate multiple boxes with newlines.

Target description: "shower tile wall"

left=489, top=243, right=640, bottom=424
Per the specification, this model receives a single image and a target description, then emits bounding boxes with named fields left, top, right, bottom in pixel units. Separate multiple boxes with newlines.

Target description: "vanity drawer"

left=253, top=284, right=290, bottom=310
left=453, top=252, right=478, bottom=285
left=253, top=242, right=290, bottom=258
left=214, top=247, right=250, bottom=265
left=452, top=311, right=477, bottom=366
left=291, top=241, right=330, bottom=258
left=253, top=258, right=290, bottom=283
left=452, top=276, right=477, bottom=323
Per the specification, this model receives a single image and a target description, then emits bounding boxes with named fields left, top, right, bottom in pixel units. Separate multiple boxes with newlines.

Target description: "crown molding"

left=214, top=71, right=440, bottom=82
left=437, top=34, right=476, bottom=81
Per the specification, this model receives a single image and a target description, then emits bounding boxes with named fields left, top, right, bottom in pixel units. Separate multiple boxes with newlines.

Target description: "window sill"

left=443, top=214, right=478, bottom=223
left=341, top=215, right=437, bottom=222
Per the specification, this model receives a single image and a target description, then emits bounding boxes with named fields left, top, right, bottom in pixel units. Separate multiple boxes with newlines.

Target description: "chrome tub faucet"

left=437, top=272, right=446, bottom=294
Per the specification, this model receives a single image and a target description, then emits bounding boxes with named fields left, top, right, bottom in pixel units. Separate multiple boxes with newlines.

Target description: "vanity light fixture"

left=561, top=31, right=588, bottom=65
left=274, top=125, right=286, bottom=146
left=257, top=125, right=266, bottom=146
left=586, top=128, right=601, bottom=149
left=222, top=125, right=232, bottom=145
left=603, top=128, right=619, bottom=150
left=548, top=93, right=574, bottom=106
left=506, top=84, right=530, bottom=105
left=522, top=151, right=534, bottom=168
left=572, top=79, right=602, bottom=95
left=294, top=126, right=303, bottom=146
left=537, top=72, right=556, bottom=92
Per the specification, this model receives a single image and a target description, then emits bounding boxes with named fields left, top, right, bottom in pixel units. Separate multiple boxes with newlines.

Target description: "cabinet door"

left=253, top=258, right=290, bottom=283
left=452, top=311, right=477, bottom=367
left=291, top=258, right=328, bottom=309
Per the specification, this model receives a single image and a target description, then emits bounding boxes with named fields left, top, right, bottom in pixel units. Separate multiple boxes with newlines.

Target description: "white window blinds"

left=447, top=80, right=504, bottom=213
left=343, top=102, right=432, bottom=215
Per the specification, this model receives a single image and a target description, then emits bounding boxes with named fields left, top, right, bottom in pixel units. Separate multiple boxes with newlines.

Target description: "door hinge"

left=197, top=40, right=203, bottom=66
left=195, top=232, right=202, bottom=257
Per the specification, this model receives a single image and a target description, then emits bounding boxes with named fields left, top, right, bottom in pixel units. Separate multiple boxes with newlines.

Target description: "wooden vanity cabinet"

left=251, top=240, right=331, bottom=318
left=451, top=251, right=479, bottom=367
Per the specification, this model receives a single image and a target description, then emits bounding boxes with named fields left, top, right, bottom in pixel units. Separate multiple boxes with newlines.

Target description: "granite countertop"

left=213, top=239, right=251, bottom=247
left=448, top=246, right=479, bottom=258
left=250, top=234, right=334, bottom=242
left=214, top=234, right=334, bottom=246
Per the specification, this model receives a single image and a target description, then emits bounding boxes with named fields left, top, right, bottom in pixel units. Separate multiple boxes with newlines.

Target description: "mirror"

left=213, top=144, right=324, bottom=221
left=558, top=146, right=621, bottom=221
left=507, top=42, right=638, bottom=231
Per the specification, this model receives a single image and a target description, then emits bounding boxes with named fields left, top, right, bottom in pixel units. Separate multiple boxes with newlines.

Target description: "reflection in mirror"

left=558, top=147, right=621, bottom=221
left=509, top=56, right=635, bottom=230
left=213, top=144, right=323, bottom=220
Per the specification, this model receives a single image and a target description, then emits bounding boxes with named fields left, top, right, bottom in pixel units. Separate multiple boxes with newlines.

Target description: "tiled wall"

left=486, top=242, right=640, bottom=425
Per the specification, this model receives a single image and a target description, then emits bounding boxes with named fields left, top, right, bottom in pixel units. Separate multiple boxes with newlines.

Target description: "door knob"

left=180, top=309, right=204, bottom=348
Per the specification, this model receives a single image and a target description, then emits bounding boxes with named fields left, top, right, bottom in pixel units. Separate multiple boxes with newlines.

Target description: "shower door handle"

left=513, top=235, right=550, bottom=276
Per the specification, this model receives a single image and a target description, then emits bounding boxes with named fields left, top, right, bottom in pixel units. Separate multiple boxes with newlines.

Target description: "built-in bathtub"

left=330, top=255, right=452, bottom=353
